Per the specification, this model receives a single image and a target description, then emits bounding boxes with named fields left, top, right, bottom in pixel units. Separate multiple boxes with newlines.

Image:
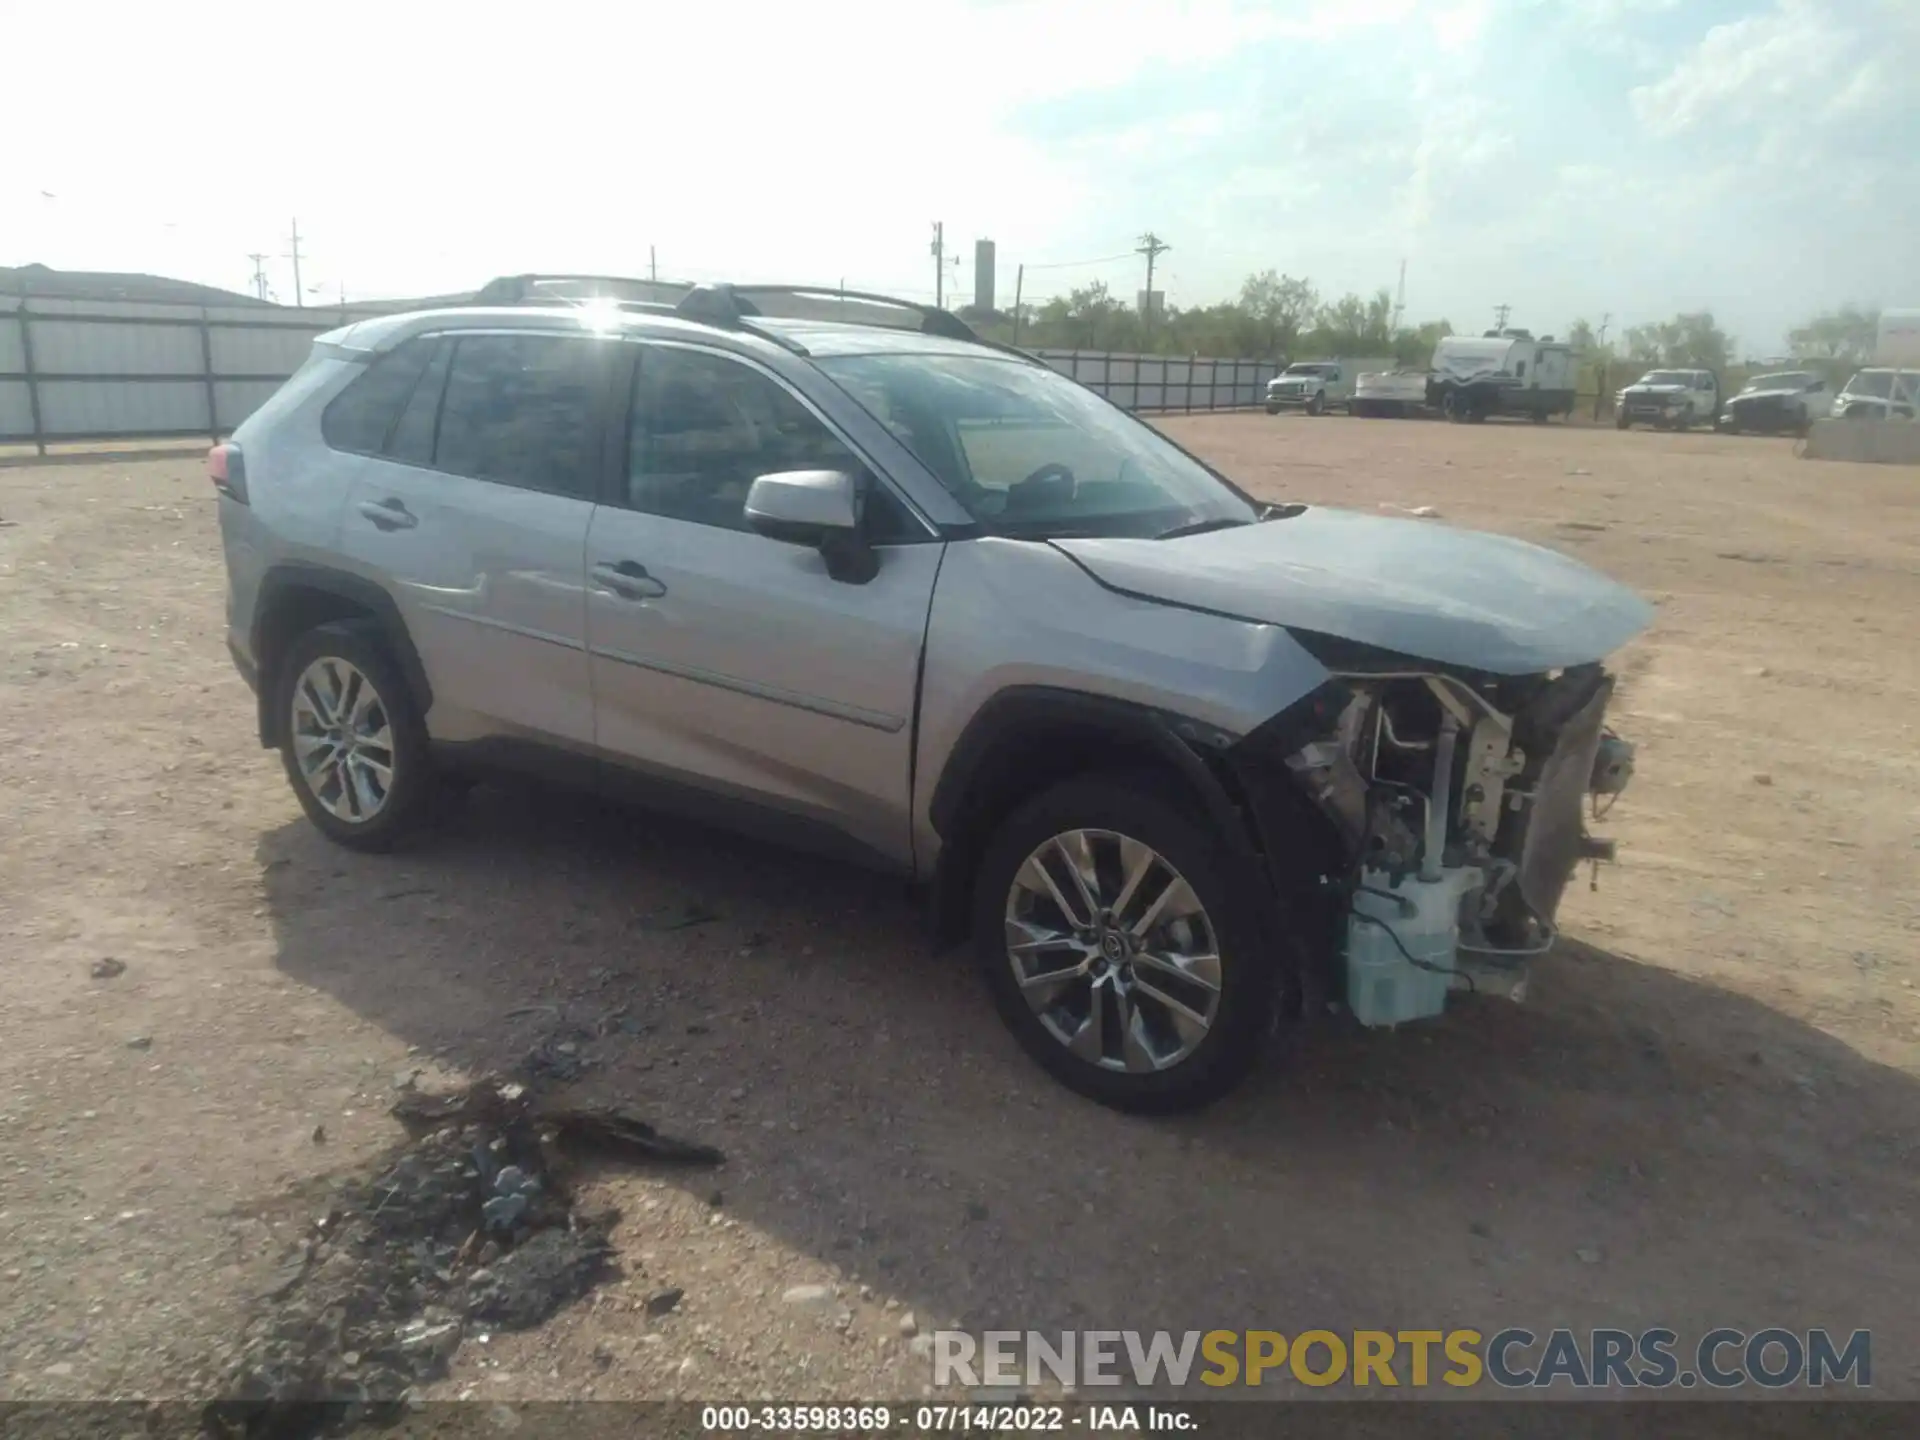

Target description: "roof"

left=0, top=262, right=269, bottom=307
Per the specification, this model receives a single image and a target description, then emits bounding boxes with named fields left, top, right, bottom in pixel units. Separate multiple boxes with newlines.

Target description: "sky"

left=2, top=0, right=1914, bottom=353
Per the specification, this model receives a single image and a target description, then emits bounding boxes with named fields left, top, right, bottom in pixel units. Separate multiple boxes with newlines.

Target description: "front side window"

left=820, top=352, right=1259, bottom=540
left=321, top=337, right=437, bottom=454
left=432, top=334, right=603, bottom=498
left=627, top=347, right=915, bottom=538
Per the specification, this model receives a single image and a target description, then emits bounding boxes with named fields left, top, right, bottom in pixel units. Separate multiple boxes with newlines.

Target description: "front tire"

left=972, top=774, right=1279, bottom=1112
left=275, top=621, right=432, bottom=852
left=1307, top=391, right=1326, bottom=417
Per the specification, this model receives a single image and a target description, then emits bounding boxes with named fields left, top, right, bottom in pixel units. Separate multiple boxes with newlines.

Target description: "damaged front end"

left=1231, top=664, right=1636, bottom=1027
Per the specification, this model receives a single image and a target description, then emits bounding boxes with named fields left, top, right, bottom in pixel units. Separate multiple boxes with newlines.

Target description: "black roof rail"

left=676, top=283, right=984, bottom=343
left=473, top=273, right=693, bottom=307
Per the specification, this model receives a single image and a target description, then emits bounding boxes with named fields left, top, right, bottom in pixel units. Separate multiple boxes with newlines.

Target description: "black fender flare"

left=251, top=563, right=433, bottom=746
left=925, top=686, right=1277, bottom=953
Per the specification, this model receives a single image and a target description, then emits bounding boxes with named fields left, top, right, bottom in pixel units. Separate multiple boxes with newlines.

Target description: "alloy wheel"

left=289, top=657, right=396, bottom=823
left=1004, top=829, right=1222, bottom=1072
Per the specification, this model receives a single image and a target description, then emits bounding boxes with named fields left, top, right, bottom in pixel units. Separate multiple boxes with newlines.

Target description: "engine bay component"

left=1263, top=663, right=1634, bottom=1028
left=1346, top=864, right=1483, bottom=1026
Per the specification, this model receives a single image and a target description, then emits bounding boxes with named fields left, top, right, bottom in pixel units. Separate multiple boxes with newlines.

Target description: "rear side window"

left=387, top=340, right=452, bottom=466
left=433, top=335, right=603, bottom=499
left=320, top=339, right=437, bottom=454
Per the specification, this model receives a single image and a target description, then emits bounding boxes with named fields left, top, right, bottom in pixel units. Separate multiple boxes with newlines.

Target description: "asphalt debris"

left=202, top=1079, right=720, bottom=1439
left=90, top=957, right=127, bottom=980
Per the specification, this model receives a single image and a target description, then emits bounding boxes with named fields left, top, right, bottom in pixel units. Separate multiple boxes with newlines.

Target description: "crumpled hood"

left=1052, top=508, right=1654, bottom=676
left=1729, top=387, right=1805, bottom=404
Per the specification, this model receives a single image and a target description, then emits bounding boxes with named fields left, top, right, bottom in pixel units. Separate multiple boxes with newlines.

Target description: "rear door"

left=337, top=330, right=611, bottom=747
left=583, top=342, right=943, bottom=867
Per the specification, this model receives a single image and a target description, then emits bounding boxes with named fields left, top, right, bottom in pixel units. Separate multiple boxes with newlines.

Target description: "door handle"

left=357, top=497, right=417, bottom=531
left=591, top=559, right=667, bottom=600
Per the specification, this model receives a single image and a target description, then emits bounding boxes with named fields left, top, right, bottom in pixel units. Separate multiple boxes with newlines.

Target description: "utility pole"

left=1597, top=312, right=1612, bottom=349
left=1493, top=301, right=1511, bottom=330
left=247, top=253, right=271, bottom=301
left=1391, top=259, right=1407, bottom=333
left=931, top=222, right=945, bottom=309
left=286, top=219, right=305, bottom=308
left=649, top=245, right=657, bottom=282
left=1011, top=264, right=1025, bottom=346
left=1136, top=232, right=1170, bottom=337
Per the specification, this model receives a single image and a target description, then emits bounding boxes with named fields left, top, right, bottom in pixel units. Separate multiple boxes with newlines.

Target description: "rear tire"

left=972, top=774, right=1280, bottom=1113
left=275, top=621, right=432, bottom=853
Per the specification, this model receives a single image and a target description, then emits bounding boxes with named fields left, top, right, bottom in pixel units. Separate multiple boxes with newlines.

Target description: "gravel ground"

left=1, top=415, right=1916, bottom=1404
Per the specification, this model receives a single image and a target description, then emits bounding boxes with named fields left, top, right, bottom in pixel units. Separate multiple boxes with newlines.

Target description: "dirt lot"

left=2, top=416, right=1917, bottom=1405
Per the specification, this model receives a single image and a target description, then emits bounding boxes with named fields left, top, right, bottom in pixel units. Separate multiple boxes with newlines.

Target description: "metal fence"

left=1, top=295, right=1283, bottom=452
left=0, top=295, right=393, bottom=452
left=1030, top=349, right=1282, bottom=413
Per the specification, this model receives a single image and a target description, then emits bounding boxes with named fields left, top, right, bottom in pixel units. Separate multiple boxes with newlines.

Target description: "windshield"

left=1843, top=371, right=1894, bottom=399
left=818, top=353, right=1259, bottom=540
left=1282, top=363, right=1329, bottom=376
left=1639, top=371, right=1691, bottom=386
left=1745, top=372, right=1812, bottom=392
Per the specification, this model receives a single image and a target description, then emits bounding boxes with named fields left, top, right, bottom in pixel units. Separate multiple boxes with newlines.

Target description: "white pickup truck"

left=1264, top=358, right=1394, bottom=416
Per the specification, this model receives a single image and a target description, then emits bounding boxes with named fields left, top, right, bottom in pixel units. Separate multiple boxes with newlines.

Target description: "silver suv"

left=215, top=275, right=1649, bottom=1111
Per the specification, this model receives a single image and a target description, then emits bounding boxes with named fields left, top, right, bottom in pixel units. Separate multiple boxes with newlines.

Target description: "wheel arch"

left=925, top=687, right=1264, bottom=951
left=251, top=564, right=432, bottom=748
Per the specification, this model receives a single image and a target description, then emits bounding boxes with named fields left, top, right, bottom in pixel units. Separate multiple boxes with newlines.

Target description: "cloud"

left=1631, top=0, right=1918, bottom=137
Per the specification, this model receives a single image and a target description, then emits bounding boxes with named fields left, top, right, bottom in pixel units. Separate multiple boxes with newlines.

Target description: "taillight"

left=208, top=442, right=248, bottom=504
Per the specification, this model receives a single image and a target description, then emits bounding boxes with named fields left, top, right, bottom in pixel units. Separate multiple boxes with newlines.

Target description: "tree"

left=1307, top=289, right=1395, bottom=357
left=1789, top=305, right=1879, bottom=365
left=1237, top=271, right=1318, bottom=359
left=1622, top=312, right=1733, bottom=373
left=1567, top=317, right=1612, bottom=356
left=1394, top=319, right=1452, bottom=369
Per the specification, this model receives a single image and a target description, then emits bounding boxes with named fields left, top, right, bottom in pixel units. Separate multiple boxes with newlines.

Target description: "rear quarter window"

left=320, top=339, right=438, bottom=454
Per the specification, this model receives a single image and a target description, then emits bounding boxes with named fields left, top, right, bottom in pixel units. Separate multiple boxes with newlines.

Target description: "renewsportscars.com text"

left=930, top=1327, right=1871, bottom=1390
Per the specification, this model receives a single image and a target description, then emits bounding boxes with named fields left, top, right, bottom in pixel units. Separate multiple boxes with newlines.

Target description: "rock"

left=592, top=1344, right=615, bottom=1371
left=125, top=1035, right=152, bottom=1051
left=311, top=1124, right=327, bottom=1144
left=1752, top=666, right=1772, bottom=678
left=835, top=1308, right=854, bottom=1332
left=645, top=1286, right=684, bottom=1317
left=90, top=958, right=126, bottom=980
left=963, top=1201, right=989, bottom=1223
left=782, top=1283, right=834, bottom=1309
left=898, top=1311, right=919, bottom=1337
left=707, top=1190, right=724, bottom=1208
left=1468, top=1221, right=1492, bottom=1239
left=493, top=1165, right=536, bottom=1197
left=1752, top=773, right=1773, bottom=787
left=1575, top=1247, right=1603, bottom=1265
left=482, top=1193, right=528, bottom=1231
left=677, top=1355, right=698, bottom=1379
left=909, top=1335, right=936, bottom=1360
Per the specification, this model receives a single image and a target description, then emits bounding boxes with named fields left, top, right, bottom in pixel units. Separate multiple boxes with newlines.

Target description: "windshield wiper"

left=1154, top=517, right=1254, bottom=541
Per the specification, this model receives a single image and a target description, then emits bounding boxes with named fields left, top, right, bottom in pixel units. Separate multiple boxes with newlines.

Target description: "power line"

left=1019, top=251, right=1137, bottom=272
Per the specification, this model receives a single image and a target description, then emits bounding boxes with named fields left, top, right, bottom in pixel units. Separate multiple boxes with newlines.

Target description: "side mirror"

left=744, top=469, right=878, bottom=584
